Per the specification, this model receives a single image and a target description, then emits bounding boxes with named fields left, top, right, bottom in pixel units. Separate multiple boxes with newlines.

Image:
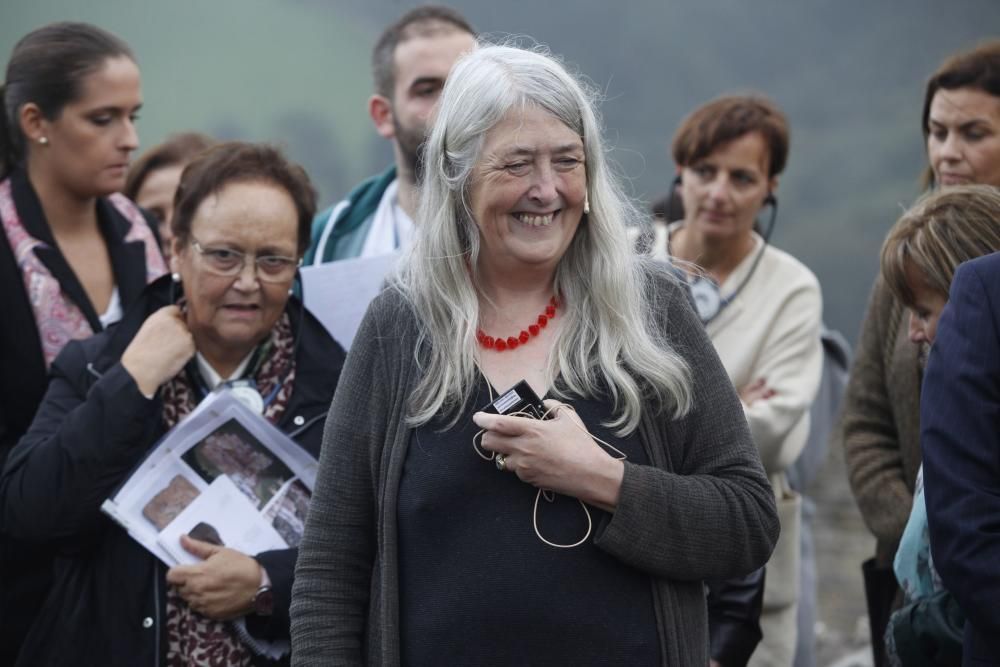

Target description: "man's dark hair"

left=371, top=5, right=475, bottom=100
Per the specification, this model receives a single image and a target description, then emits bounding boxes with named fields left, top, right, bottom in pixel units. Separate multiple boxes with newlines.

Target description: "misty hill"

left=3, top=0, right=997, bottom=340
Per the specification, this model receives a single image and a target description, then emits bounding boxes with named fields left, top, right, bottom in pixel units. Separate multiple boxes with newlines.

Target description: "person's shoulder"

left=306, top=167, right=399, bottom=263
left=760, top=243, right=818, bottom=282
left=639, top=258, right=689, bottom=304
left=296, top=299, right=346, bottom=363
left=340, top=165, right=398, bottom=212
left=958, top=251, right=1000, bottom=283
left=367, top=282, right=413, bottom=314
left=950, top=252, right=1000, bottom=316
left=637, top=259, right=700, bottom=331
left=365, top=283, right=419, bottom=337
left=49, top=327, right=117, bottom=387
left=311, top=202, right=341, bottom=228
left=311, top=167, right=397, bottom=228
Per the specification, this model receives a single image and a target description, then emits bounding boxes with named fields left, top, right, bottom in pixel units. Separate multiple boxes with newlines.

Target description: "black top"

left=0, top=167, right=162, bottom=666
left=398, top=377, right=660, bottom=666
left=0, top=276, right=345, bottom=666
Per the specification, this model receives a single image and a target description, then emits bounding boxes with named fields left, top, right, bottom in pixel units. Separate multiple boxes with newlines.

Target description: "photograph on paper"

left=181, top=417, right=295, bottom=510
left=158, top=475, right=288, bottom=565
left=262, top=479, right=311, bottom=547
left=102, top=391, right=317, bottom=567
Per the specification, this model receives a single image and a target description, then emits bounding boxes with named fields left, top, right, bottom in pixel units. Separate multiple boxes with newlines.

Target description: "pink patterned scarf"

left=0, top=177, right=167, bottom=367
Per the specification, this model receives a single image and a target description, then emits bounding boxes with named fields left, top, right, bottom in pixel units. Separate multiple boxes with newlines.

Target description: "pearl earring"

left=171, top=272, right=181, bottom=282
left=38, top=137, right=49, bottom=146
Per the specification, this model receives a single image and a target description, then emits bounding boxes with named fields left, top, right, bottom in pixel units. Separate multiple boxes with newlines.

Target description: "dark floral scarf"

left=162, top=311, right=296, bottom=666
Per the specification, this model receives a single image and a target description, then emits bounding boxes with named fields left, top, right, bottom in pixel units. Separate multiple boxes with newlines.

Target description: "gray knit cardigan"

left=290, top=267, right=779, bottom=666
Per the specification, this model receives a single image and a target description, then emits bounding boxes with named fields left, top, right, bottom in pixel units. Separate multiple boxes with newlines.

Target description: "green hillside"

left=3, top=0, right=998, bottom=340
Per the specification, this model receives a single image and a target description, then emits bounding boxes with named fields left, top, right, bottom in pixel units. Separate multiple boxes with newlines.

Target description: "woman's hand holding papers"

left=166, top=534, right=263, bottom=620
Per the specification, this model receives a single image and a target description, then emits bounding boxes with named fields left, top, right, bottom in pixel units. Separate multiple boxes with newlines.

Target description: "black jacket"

left=0, top=276, right=345, bottom=666
left=0, top=167, right=164, bottom=666
left=707, top=568, right=765, bottom=666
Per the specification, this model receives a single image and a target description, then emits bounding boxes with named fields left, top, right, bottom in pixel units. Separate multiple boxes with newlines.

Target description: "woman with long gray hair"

left=291, top=43, right=778, bottom=666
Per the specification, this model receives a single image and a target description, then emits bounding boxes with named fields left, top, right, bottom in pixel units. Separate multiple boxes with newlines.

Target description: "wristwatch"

left=252, top=567, right=273, bottom=616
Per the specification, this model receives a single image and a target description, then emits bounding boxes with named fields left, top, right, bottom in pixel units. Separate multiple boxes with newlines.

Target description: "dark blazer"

left=0, top=167, right=163, bottom=666
left=0, top=275, right=345, bottom=666
left=922, top=251, right=1000, bottom=667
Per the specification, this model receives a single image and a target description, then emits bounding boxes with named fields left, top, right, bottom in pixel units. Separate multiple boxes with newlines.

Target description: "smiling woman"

left=469, top=105, right=588, bottom=282
left=0, top=22, right=166, bottom=665
left=291, top=44, right=779, bottom=667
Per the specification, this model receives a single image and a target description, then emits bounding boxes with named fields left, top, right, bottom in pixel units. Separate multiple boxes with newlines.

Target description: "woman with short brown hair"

left=655, top=93, right=823, bottom=667
left=1, top=142, right=345, bottom=665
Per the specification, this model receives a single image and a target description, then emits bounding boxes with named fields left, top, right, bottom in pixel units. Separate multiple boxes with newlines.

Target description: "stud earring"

left=583, top=195, right=590, bottom=215
left=38, top=137, right=49, bottom=146
left=171, top=272, right=181, bottom=282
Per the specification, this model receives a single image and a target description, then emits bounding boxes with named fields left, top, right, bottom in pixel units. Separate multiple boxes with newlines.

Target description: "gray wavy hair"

left=394, top=42, right=692, bottom=434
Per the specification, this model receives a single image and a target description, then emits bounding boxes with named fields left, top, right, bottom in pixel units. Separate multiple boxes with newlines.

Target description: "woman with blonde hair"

left=291, top=43, right=778, bottom=666
left=881, top=185, right=1000, bottom=348
left=878, top=184, right=1000, bottom=666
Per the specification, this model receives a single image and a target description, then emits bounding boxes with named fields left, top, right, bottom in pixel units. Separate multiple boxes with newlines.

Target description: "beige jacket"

left=653, top=223, right=825, bottom=481
left=654, top=222, right=824, bottom=666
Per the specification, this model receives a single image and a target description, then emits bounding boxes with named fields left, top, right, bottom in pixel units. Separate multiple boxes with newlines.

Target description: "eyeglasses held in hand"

left=190, top=236, right=301, bottom=283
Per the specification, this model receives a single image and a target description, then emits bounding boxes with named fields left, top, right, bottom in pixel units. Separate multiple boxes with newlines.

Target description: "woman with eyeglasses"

left=653, top=95, right=823, bottom=666
left=0, top=141, right=345, bottom=665
left=0, top=22, right=166, bottom=664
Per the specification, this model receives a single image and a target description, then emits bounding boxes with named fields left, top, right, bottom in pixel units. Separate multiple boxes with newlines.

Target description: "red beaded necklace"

left=476, top=296, right=558, bottom=352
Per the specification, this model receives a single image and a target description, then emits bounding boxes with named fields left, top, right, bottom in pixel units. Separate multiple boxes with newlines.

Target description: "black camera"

left=481, top=380, right=548, bottom=420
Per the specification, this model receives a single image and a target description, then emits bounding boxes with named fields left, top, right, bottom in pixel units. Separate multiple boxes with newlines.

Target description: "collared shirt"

left=194, top=350, right=255, bottom=389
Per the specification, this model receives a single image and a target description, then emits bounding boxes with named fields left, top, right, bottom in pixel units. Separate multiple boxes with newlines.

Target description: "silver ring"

left=495, top=454, right=507, bottom=471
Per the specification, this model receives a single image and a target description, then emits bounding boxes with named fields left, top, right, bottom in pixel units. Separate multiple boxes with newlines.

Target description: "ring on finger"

left=495, top=453, right=507, bottom=472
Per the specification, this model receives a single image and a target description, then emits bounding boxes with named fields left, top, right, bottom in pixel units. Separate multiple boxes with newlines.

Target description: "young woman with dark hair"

left=0, top=22, right=166, bottom=663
